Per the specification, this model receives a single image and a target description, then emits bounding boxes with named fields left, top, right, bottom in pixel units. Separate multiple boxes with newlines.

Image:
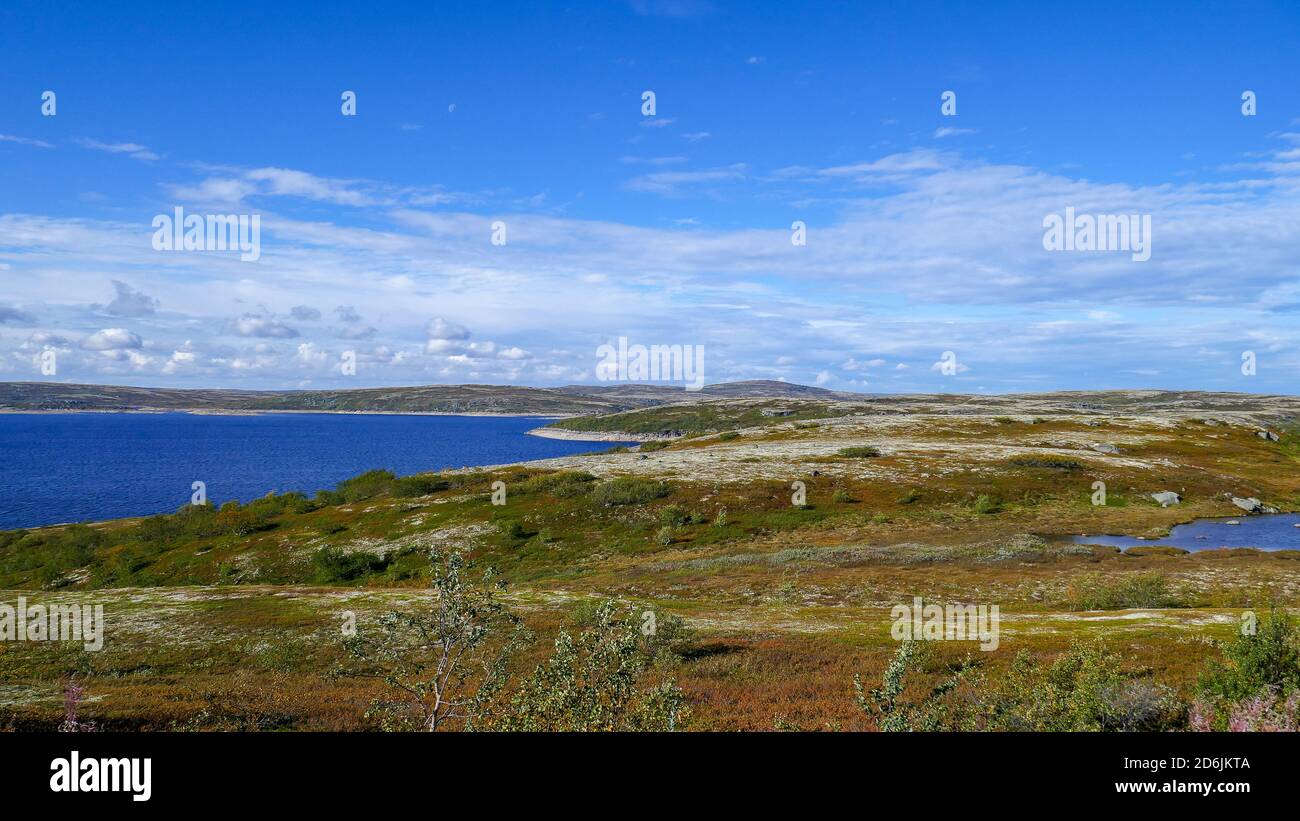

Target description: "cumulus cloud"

left=103, top=280, right=159, bottom=317
left=229, top=315, right=299, bottom=339
left=6, top=137, right=1300, bottom=392
left=80, top=328, right=143, bottom=350
left=337, top=325, right=377, bottom=340
left=25, top=331, right=69, bottom=348
left=427, top=318, right=470, bottom=340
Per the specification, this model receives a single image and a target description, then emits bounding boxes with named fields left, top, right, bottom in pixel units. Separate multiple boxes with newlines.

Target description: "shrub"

left=716, top=431, right=740, bottom=442
left=1198, top=606, right=1300, bottom=711
left=837, top=446, right=881, bottom=458
left=898, top=488, right=921, bottom=504
left=973, top=494, right=1001, bottom=514
left=832, top=488, right=856, bottom=504
left=500, top=520, right=528, bottom=540
left=518, top=471, right=597, bottom=498
left=591, top=477, right=671, bottom=507
left=856, top=639, right=1181, bottom=732
left=313, top=489, right=345, bottom=507
left=335, top=469, right=398, bottom=503
left=1067, top=573, right=1186, bottom=610
left=246, top=491, right=316, bottom=516
left=393, top=475, right=451, bottom=498
left=1009, top=456, right=1081, bottom=470
left=309, top=547, right=389, bottom=583
left=658, top=505, right=691, bottom=527
left=638, top=440, right=670, bottom=452
left=485, top=600, right=689, bottom=732
left=655, top=526, right=675, bottom=546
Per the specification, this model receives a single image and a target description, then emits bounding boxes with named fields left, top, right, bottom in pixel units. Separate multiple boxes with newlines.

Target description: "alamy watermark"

left=891, top=596, right=999, bottom=651
left=152, top=206, right=261, bottom=261
left=1042, top=207, right=1151, bottom=262
left=596, top=336, right=705, bottom=391
left=0, top=597, right=104, bottom=651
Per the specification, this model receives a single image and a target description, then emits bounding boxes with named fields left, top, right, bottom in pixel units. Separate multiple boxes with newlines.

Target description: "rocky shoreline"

left=526, top=426, right=669, bottom=442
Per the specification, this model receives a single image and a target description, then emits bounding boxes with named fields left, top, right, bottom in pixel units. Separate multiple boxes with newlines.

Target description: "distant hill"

left=0, top=380, right=853, bottom=415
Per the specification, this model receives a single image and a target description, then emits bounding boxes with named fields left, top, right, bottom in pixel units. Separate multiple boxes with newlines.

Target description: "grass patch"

left=591, top=477, right=672, bottom=507
left=837, top=446, right=881, bottom=458
left=1066, top=572, right=1189, bottom=610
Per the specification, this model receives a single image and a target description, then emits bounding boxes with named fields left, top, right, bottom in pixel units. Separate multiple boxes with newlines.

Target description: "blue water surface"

left=0, top=413, right=623, bottom=529
left=1071, top=513, right=1300, bottom=552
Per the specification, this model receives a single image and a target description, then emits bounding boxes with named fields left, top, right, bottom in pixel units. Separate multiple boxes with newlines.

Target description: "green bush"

left=1009, top=456, right=1081, bottom=470
left=392, top=474, right=451, bottom=498
left=837, top=446, right=880, bottom=458
left=639, top=440, right=671, bottom=452
left=1198, top=606, right=1300, bottom=706
left=658, top=505, right=691, bottom=527
left=898, top=488, right=921, bottom=504
left=309, top=547, right=389, bottom=583
left=500, top=520, right=529, bottom=540
left=334, top=470, right=398, bottom=503
left=1067, top=573, right=1186, bottom=610
left=518, top=471, right=597, bottom=497
left=856, top=639, right=1181, bottom=732
left=973, top=494, right=1001, bottom=514
left=591, top=477, right=671, bottom=507
left=832, top=488, right=856, bottom=504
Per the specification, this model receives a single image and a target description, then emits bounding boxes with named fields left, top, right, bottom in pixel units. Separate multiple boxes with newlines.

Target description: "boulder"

left=1091, top=443, right=1121, bottom=454
left=1150, top=491, right=1181, bottom=507
left=1257, top=430, right=1280, bottom=442
left=1232, top=496, right=1264, bottom=513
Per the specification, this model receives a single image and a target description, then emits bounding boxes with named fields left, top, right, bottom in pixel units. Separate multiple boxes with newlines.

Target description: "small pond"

left=1071, top=513, right=1300, bottom=552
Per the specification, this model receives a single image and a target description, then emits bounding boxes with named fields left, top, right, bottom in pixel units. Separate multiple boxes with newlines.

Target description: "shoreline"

left=0, top=408, right=577, bottom=418
left=525, top=426, right=663, bottom=442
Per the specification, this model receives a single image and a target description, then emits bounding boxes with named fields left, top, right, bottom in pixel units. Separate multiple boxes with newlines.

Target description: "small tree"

left=854, top=640, right=976, bottom=731
left=336, top=549, right=526, bottom=731
left=487, top=600, right=688, bottom=732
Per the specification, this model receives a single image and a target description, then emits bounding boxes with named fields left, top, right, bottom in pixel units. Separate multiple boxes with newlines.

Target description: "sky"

left=1, top=0, right=1299, bottom=394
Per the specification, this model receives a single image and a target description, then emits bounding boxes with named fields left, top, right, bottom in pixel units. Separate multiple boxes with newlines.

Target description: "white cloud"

left=77, top=139, right=159, bottom=161
left=103, top=280, right=159, bottom=317
left=0, top=134, right=53, bottom=149
left=230, top=315, right=299, bottom=339
left=427, top=317, right=470, bottom=340
left=80, top=328, right=142, bottom=350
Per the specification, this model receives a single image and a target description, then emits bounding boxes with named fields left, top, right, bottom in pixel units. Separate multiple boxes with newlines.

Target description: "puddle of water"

left=1071, top=513, right=1300, bottom=552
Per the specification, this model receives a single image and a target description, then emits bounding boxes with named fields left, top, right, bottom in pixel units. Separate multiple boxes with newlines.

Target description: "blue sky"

left=1, top=0, right=1299, bottom=394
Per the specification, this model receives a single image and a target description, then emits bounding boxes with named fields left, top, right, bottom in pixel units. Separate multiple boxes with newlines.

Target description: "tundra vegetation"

left=1, top=390, right=1298, bottom=731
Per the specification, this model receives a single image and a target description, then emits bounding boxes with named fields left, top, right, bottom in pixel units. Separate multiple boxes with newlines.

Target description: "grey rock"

left=1231, top=496, right=1264, bottom=513
left=1257, top=430, right=1280, bottom=442
left=1091, top=443, right=1121, bottom=454
left=1150, top=491, right=1182, bottom=507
